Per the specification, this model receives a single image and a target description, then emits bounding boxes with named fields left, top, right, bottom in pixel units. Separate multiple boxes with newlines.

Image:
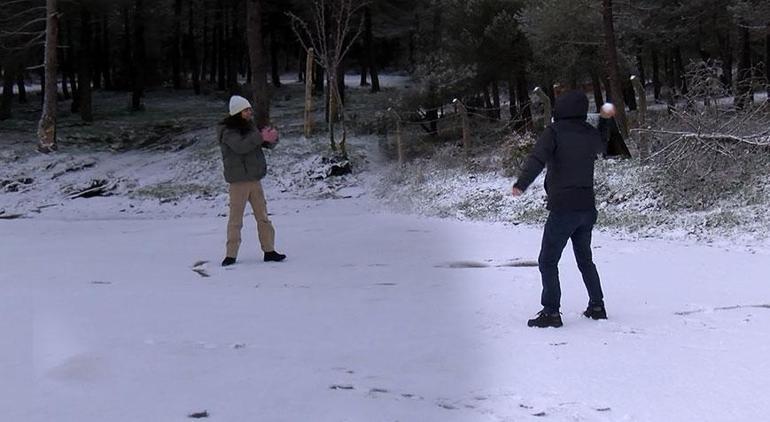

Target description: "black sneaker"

left=527, top=310, right=563, bottom=328
left=583, top=305, right=607, bottom=320
left=264, top=251, right=287, bottom=262
left=221, top=257, right=236, bottom=267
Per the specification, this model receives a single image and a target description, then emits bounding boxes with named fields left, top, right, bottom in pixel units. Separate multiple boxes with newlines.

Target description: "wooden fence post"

left=533, top=87, right=552, bottom=130
left=388, top=108, right=403, bottom=164
left=630, top=75, right=649, bottom=162
left=454, top=98, right=471, bottom=156
left=303, top=48, right=314, bottom=138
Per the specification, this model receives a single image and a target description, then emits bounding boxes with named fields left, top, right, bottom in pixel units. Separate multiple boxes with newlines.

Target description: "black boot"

left=221, top=257, right=236, bottom=267
left=583, top=304, right=607, bottom=320
left=527, top=309, right=563, bottom=328
left=264, top=251, right=286, bottom=262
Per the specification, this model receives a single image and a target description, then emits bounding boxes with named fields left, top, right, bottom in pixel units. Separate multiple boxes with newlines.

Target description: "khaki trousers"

left=226, top=180, right=275, bottom=257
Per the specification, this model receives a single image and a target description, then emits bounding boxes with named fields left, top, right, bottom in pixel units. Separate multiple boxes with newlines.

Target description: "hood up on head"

left=553, top=90, right=589, bottom=121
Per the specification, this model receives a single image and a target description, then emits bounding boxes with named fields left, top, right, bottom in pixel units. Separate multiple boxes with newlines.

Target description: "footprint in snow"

left=436, top=259, right=538, bottom=269
left=329, top=384, right=355, bottom=390
left=495, top=260, right=538, bottom=268
left=675, top=304, right=770, bottom=315
left=191, top=260, right=210, bottom=278
left=436, top=261, right=490, bottom=269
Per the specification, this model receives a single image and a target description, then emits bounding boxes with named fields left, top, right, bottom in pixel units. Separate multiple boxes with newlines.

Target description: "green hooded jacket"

left=217, top=118, right=276, bottom=183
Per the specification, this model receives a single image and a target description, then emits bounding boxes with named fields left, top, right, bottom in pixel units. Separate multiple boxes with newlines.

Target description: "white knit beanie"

left=228, top=95, right=252, bottom=116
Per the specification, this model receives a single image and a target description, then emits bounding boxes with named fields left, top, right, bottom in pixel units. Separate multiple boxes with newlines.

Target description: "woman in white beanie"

left=217, top=95, right=286, bottom=266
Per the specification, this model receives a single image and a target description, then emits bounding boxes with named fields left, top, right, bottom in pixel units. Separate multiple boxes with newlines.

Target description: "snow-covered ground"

left=3, top=196, right=770, bottom=421
left=2, top=80, right=770, bottom=421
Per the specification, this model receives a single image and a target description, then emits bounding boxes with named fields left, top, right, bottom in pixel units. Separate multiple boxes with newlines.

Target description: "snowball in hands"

left=261, top=127, right=279, bottom=143
left=600, top=103, right=616, bottom=118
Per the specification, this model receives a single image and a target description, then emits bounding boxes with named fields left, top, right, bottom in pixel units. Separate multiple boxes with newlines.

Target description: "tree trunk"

left=92, top=19, right=102, bottom=90
left=68, top=18, right=80, bottom=113
left=664, top=52, right=675, bottom=94
left=38, top=0, right=59, bottom=151
left=543, top=79, right=555, bottom=105
left=674, top=45, right=688, bottom=95
left=623, top=76, right=637, bottom=111
left=270, top=30, right=281, bottom=88
left=369, top=62, right=380, bottom=94
left=507, top=77, right=518, bottom=122
left=304, top=48, right=314, bottom=137
left=717, top=31, right=733, bottom=93
left=492, top=79, right=501, bottom=120
left=314, top=63, right=325, bottom=96
left=360, top=60, right=368, bottom=86
left=16, top=74, right=27, bottom=104
left=601, top=0, right=629, bottom=140
left=1, top=71, right=14, bottom=120
left=408, top=13, right=418, bottom=71
left=515, top=69, right=532, bottom=131
left=38, top=66, right=46, bottom=105
left=636, top=50, right=646, bottom=86
left=601, top=73, right=612, bottom=101
left=203, top=9, right=213, bottom=83
left=210, top=13, right=217, bottom=82
left=327, top=71, right=338, bottom=149
left=172, top=0, right=182, bottom=89
left=482, top=84, right=492, bottom=116
left=735, top=24, right=753, bottom=110
left=336, top=61, right=346, bottom=106
left=132, top=0, right=146, bottom=111
left=61, top=61, right=70, bottom=99
left=122, top=6, right=132, bottom=91
left=364, top=6, right=380, bottom=93
left=101, top=15, right=112, bottom=90
left=227, top=5, right=239, bottom=94
left=188, top=0, right=201, bottom=94
left=78, top=6, right=93, bottom=122
left=651, top=46, right=661, bottom=100
left=247, top=0, right=270, bottom=127
left=217, top=0, right=226, bottom=91
left=590, top=68, right=603, bottom=112
left=298, top=48, right=305, bottom=82
left=766, top=23, right=769, bottom=103
left=324, top=72, right=331, bottom=124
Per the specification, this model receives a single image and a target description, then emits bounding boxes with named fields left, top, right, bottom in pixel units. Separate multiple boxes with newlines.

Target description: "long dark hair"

left=221, top=114, right=255, bottom=135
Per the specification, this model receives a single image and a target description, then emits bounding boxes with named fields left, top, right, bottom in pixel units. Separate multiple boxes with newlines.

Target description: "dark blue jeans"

left=538, top=209, right=604, bottom=313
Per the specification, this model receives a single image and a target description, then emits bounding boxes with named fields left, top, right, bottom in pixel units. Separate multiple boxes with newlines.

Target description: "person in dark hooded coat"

left=512, top=90, right=614, bottom=328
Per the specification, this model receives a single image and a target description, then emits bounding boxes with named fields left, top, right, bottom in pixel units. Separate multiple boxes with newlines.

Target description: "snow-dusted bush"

left=641, top=64, right=770, bottom=211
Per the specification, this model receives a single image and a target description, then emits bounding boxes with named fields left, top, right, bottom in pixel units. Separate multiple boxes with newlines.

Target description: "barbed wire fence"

left=381, top=97, right=544, bottom=166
